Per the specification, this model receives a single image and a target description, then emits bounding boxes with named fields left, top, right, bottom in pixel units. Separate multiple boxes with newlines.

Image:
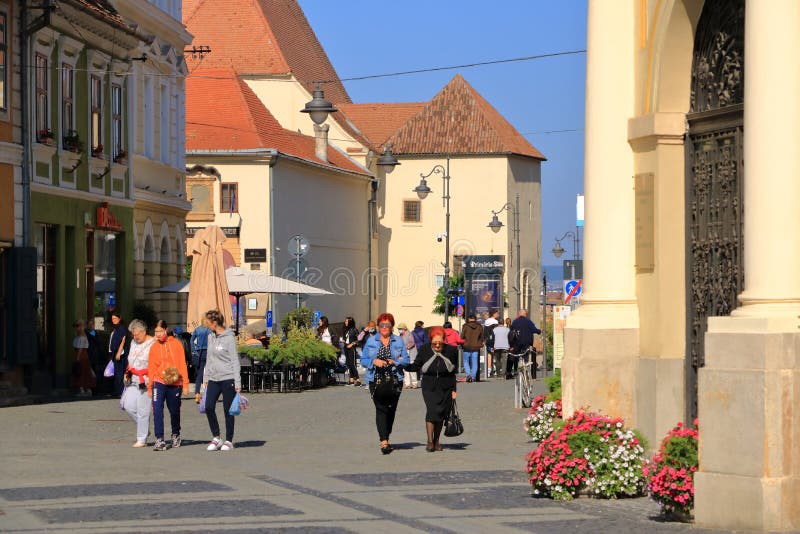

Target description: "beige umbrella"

left=186, top=225, right=233, bottom=330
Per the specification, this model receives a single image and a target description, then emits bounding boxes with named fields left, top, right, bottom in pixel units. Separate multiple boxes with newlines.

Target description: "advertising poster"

left=468, top=280, right=500, bottom=318
left=552, top=305, right=572, bottom=369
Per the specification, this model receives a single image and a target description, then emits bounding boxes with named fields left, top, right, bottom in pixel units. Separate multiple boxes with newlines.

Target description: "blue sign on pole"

left=266, top=310, right=273, bottom=328
left=313, top=310, right=321, bottom=325
left=457, top=295, right=465, bottom=306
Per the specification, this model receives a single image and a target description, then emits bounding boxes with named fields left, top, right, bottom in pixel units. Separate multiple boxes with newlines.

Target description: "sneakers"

left=132, top=441, right=146, bottom=448
left=171, top=434, right=182, bottom=449
left=153, top=438, right=167, bottom=451
left=220, top=441, right=234, bottom=451
left=206, top=437, right=223, bottom=451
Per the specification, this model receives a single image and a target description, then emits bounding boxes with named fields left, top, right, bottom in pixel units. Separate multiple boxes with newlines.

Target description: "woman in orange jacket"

left=148, top=320, right=189, bottom=451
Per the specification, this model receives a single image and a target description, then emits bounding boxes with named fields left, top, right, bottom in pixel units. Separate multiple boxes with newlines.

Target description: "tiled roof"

left=186, top=69, right=368, bottom=176
left=337, top=103, right=426, bottom=149
left=183, top=0, right=351, bottom=104
left=386, top=74, right=546, bottom=160
left=62, top=0, right=141, bottom=38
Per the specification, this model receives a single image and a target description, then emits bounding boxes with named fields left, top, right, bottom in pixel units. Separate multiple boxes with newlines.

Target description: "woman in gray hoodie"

left=202, top=309, right=241, bottom=451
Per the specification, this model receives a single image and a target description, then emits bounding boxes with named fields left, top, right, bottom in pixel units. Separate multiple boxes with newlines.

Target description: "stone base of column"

left=695, top=316, right=800, bottom=531
left=562, top=301, right=640, bottom=425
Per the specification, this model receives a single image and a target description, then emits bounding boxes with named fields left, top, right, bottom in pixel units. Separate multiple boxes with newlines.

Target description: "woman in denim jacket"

left=360, top=312, right=408, bottom=454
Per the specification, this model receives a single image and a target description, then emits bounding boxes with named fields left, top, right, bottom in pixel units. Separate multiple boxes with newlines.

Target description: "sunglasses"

left=378, top=322, right=392, bottom=328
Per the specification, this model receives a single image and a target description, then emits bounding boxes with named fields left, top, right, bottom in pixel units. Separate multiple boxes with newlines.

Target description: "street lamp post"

left=487, top=193, right=521, bottom=312
left=552, top=230, right=580, bottom=279
left=413, top=158, right=451, bottom=322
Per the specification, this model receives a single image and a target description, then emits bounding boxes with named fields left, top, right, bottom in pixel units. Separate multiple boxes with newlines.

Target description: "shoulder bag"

left=444, top=399, right=464, bottom=437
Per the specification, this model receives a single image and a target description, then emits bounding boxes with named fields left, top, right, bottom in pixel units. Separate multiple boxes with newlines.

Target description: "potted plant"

left=92, top=143, right=104, bottom=158
left=114, top=149, right=128, bottom=165
left=63, top=130, right=83, bottom=153
left=644, top=420, right=699, bottom=521
left=38, top=128, right=55, bottom=145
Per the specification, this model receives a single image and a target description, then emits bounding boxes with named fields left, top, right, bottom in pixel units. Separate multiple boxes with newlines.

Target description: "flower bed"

left=524, top=394, right=563, bottom=442
left=526, top=409, right=648, bottom=500
left=644, top=420, right=698, bottom=519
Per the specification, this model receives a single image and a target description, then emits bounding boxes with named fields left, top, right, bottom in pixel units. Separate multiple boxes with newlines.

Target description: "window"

left=0, top=13, right=7, bottom=110
left=35, top=54, right=48, bottom=136
left=160, top=84, right=168, bottom=163
left=111, top=84, right=123, bottom=158
left=402, top=200, right=421, bottom=222
left=220, top=183, right=238, bottom=213
left=143, top=76, right=153, bottom=157
left=90, top=76, right=102, bottom=151
left=61, top=64, right=74, bottom=136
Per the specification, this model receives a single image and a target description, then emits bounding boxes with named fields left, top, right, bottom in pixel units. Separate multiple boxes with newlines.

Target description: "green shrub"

left=280, top=307, right=315, bottom=333
left=264, top=325, right=337, bottom=366
left=545, top=369, right=561, bottom=402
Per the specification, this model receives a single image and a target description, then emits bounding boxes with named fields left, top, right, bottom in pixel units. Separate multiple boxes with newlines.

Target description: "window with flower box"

left=35, top=54, right=48, bottom=137
left=111, top=84, right=123, bottom=160
left=0, top=12, right=7, bottom=110
left=90, top=76, right=102, bottom=155
left=61, top=64, right=74, bottom=137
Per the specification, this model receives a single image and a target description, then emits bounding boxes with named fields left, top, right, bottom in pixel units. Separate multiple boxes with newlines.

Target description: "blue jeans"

left=152, top=382, right=181, bottom=439
left=205, top=379, right=237, bottom=442
left=194, top=349, right=207, bottom=393
left=463, top=350, right=479, bottom=380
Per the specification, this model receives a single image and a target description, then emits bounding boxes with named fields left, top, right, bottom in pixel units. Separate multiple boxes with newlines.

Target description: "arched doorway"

left=685, top=0, right=745, bottom=420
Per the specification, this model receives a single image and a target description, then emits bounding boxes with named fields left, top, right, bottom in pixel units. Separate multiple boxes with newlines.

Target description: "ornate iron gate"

left=685, top=0, right=745, bottom=420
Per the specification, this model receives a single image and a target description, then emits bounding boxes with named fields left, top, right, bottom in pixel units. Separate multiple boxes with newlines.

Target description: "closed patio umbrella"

left=186, top=225, right=233, bottom=331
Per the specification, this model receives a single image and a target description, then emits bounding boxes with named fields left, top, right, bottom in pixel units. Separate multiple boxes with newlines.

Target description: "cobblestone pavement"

left=0, top=377, right=743, bottom=533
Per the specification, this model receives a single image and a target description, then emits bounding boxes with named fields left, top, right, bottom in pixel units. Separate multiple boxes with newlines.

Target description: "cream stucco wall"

left=378, top=154, right=541, bottom=328
left=244, top=79, right=368, bottom=166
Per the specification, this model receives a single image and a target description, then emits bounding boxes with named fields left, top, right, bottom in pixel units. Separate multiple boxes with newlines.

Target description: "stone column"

left=695, top=1, right=800, bottom=530
left=562, top=0, right=640, bottom=423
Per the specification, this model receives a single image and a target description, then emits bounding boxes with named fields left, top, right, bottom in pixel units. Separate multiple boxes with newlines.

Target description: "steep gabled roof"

left=337, top=103, right=427, bottom=149
left=385, top=74, right=546, bottom=160
left=186, top=68, right=368, bottom=175
left=183, top=0, right=351, bottom=104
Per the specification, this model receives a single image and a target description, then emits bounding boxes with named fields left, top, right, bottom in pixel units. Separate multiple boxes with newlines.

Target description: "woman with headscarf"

left=360, top=313, right=408, bottom=454
left=403, top=326, right=458, bottom=452
left=121, top=319, right=155, bottom=447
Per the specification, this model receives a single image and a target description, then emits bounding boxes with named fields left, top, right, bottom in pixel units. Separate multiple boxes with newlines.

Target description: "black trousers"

left=369, top=383, right=401, bottom=441
left=345, top=348, right=359, bottom=380
left=205, top=379, right=236, bottom=442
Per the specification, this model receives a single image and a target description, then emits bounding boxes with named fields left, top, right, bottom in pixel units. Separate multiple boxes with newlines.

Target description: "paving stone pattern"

left=0, top=378, right=741, bottom=533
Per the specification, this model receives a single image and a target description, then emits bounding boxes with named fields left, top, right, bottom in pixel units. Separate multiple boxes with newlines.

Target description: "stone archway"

left=685, top=0, right=745, bottom=420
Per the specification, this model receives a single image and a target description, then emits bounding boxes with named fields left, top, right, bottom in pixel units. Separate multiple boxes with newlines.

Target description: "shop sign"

left=96, top=202, right=122, bottom=230
left=244, top=248, right=267, bottom=263
left=463, top=255, right=504, bottom=275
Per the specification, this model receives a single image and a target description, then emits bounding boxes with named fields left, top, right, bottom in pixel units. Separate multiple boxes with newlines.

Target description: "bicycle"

left=509, top=348, right=535, bottom=407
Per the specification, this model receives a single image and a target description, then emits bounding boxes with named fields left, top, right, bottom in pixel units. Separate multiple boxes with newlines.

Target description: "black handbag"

left=372, top=364, right=400, bottom=399
left=444, top=399, right=464, bottom=437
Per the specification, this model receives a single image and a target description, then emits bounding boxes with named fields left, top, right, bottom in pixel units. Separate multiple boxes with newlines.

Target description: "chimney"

left=314, top=123, right=329, bottom=163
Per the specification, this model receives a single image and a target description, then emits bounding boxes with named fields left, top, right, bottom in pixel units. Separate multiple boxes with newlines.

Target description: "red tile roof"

left=62, top=0, right=142, bottom=38
left=337, top=103, right=426, bottom=149
left=186, top=69, right=368, bottom=175
left=386, top=74, right=546, bottom=160
left=183, top=0, right=351, bottom=104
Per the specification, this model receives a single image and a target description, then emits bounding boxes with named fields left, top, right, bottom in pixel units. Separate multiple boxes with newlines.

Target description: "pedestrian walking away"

left=191, top=323, right=211, bottom=404
left=71, top=320, right=96, bottom=396
left=148, top=320, right=189, bottom=451
left=492, top=318, right=512, bottom=379
left=341, top=317, right=361, bottom=386
left=461, top=315, right=484, bottom=382
left=121, top=319, right=155, bottom=447
left=509, top=309, right=541, bottom=378
left=361, top=313, right=408, bottom=454
left=403, top=326, right=458, bottom=452
left=202, top=309, right=241, bottom=452
left=398, top=323, right=418, bottom=389
left=108, top=310, right=128, bottom=397
left=442, top=321, right=464, bottom=348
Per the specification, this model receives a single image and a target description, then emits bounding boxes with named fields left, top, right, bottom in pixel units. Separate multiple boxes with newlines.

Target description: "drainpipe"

left=367, top=177, right=378, bottom=321
left=268, top=153, right=278, bottom=329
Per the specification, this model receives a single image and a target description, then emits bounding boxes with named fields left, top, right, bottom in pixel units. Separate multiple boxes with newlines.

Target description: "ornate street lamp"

left=376, top=146, right=400, bottom=174
left=487, top=193, right=521, bottom=311
left=551, top=231, right=578, bottom=259
left=415, top=160, right=451, bottom=320
left=300, top=83, right=338, bottom=125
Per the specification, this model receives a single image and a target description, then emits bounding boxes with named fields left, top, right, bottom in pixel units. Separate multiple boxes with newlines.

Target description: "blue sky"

left=299, top=0, right=588, bottom=267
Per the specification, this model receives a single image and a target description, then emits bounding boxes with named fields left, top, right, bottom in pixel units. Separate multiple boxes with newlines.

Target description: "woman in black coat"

left=403, top=326, right=458, bottom=452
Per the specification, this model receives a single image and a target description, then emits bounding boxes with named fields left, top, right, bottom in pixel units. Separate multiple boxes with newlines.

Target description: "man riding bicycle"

left=509, top=309, right=542, bottom=379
